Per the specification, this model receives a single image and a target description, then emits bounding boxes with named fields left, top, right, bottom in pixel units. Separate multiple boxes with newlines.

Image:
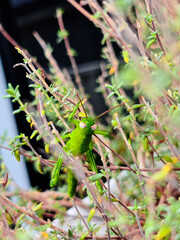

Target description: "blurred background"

left=0, top=0, right=109, bottom=190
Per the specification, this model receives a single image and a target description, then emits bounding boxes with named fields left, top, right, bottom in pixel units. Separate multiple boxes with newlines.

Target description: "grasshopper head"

left=79, top=117, right=97, bottom=133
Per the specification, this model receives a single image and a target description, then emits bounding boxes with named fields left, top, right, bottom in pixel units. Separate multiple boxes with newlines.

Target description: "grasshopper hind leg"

left=86, top=149, right=103, bottom=195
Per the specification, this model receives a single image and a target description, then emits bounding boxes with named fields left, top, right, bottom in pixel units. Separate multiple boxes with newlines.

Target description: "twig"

left=0, top=24, right=51, bottom=80
left=66, top=0, right=136, bottom=60
left=141, top=96, right=180, bottom=162
left=99, top=63, right=112, bottom=108
left=72, top=200, right=92, bottom=236
left=100, top=182, right=136, bottom=218
left=15, top=47, right=72, bottom=112
left=85, top=162, right=180, bottom=173
left=134, top=210, right=145, bottom=238
left=0, top=201, right=15, bottom=239
left=49, top=121, right=66, bottom=147
left=144, top=0, right=166, bottom=55
left=114, top=113, right=146, bottom=197
left=43, top=92, right=71, bottom=130
left=95, top=138, right=111, bottom=205
left=33, top=31, right=67, bottom=86
left=94, top=134, right=136, bottom=174
left=57, top=9, right=86, bottom=97
left=37, top=91, right=71, bottom=162
left=135, top=122, right=165, bottom=164
left=0, top=192, right=69, bottom=238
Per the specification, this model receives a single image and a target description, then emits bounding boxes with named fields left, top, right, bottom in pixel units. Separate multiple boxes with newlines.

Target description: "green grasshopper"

left=50, top=97, right=123, bottom=197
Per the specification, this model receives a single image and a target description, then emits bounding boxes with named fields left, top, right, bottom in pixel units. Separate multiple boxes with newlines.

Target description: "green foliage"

left=146, top=31, right=157, bottom=48
left=2, top=83, right=21, bottom=102
left=57, top=30, right=69, bottom=44
left=1, top=1, right=180, bottom=239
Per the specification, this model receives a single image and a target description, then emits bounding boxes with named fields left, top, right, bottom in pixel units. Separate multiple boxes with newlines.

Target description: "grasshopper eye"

left=91, top=124, right=97, bottom=131
left=79, top=122, right=87, bottom=129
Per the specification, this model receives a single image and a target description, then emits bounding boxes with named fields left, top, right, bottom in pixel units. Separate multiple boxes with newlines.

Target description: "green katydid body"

left=65, top=117, right=98, bottom=156
left=50, top=102, right=108, bottom=197
left=50, top=118, right=107, bottom=196
left=50, top=100, right=123, bottom=197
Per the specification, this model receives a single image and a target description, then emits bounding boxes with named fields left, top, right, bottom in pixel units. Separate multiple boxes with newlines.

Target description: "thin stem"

left=0, top=201, right=14, bottom=239
left=94, top=134, right=136, bottom=174
left=145, top=0, right=166, bottom=55
left=134, top=210, right=145, bottom=238
left=142, top=96, right=180, bottom=161
left=33, top=31, right=67, bottom=86
left=0, top=192, right=68, bottom=238
left=114, top=113, right=146, bottom=197
left=44, top=92, right=71, bottom=130
left=95, top=103, right=124, bottom=120
left=72, top=200, right=91, bottom=235
left=100, top=182, right=136, bottom=218
left=0, top=24, right=51, bottom=80
left=67, top=0, right=135, bottom=60
left=99, top=63, right=112, bottom=107
left=49, top=121, right=66, bottom=147
left=57, top=10, right=86, bottom=97
left=95, top=138, right=111, bottom=205
left=15, top=47, right=72, bottom=112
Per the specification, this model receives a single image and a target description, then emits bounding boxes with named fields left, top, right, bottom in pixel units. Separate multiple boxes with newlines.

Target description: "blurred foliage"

left=0, top=0, right=180, bottom=239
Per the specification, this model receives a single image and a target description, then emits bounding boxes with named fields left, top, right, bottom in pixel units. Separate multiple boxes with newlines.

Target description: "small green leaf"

left=29, top=84, right=42, bottom=89
left=15, top=213, right=26, bottom=229
left=107, top=92, right=115, bottom=99
left=155, top=225, right=171, bottom=240
left=32, top=202, right=43, bottom=212
left=122, top=50, right=129, bottom=63
left=132, top=104, right=145, bottom=109
left=79, top=231, right=89, bottom=240
left=36, top=135, right=42, bottom=141
left=35, top=160, right=43, bottom=174
left=94, top=11, right=102, bottom=19
left=6, top=89, right=14, bottom=95
left=68, top=229, right=73, bottom=237
left=87, top=208, right=96, bottom=222
left=101, top=32, right=109, bottom=45
left=162, top=155, right=173, bottom=163
left=146, top=39, right=155, bottom=49
left=142, top=136, right=148, bottom=151
left=68, top=48, right=77, bottom=57
left=134, top=199, right=137, bottom=210
left=51, top=87, right=59, bottom=93
left=110, top=197, right=119, bottom=202
left=57, top=29, right=69, bottom=38
left=105, top=84, right=113, bottom=90
left=35, top=224, right=51, bottom=232
left=45, top=144, right=50, bottom=153
left=2, top=94, right=12, bottom=99
left=144, top=13, right=153, bottom=24
left=87, top=189, right=93, bottom=203
left=62, top=89, right=72, bottom=101
left=26, top=115, right=31, bottom=123
left=112, top=119, right=118, bottom=127
left=30, top=130, right=38, bottom=139
left=14, top=150, right=20, bottom=162
left=88, top=173, right=104, bottom=182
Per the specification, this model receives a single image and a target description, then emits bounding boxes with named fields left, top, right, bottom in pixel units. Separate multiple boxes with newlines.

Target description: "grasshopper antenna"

left=76, top=93, right=88, bottom=118
left=95, top=102, right=125, bottom=120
